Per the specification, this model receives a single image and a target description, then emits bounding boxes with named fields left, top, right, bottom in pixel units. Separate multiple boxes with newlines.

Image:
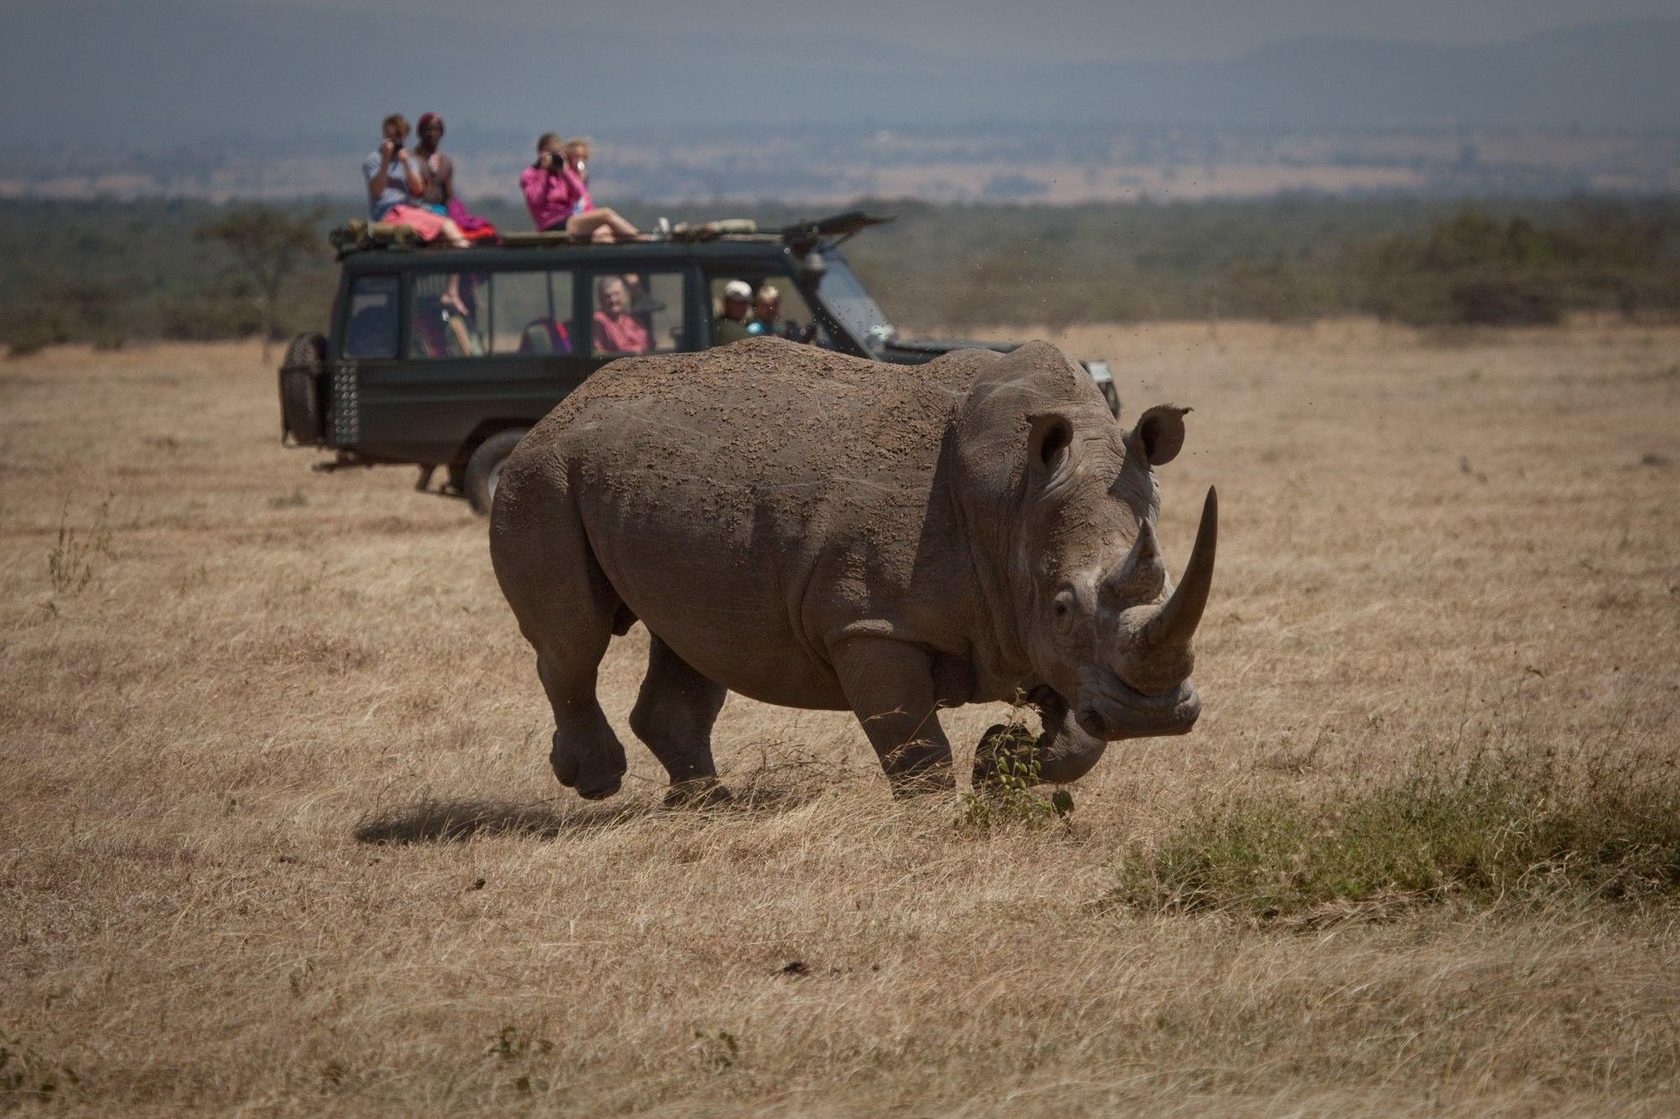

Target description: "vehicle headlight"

left=1084, top=360, right=1112, bottom=383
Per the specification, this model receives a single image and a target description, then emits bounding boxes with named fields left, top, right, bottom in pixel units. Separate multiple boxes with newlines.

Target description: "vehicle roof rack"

left=329, top=209, right=894, bottom=258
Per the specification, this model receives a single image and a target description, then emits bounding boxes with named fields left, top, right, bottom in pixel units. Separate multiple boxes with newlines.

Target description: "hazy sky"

left=202, top=0, right=1680, bottom=60
left=2, top=0, right=1677, bottom=147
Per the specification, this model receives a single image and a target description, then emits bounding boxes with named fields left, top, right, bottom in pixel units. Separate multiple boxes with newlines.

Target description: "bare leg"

left=566, top=208, right=641, bottom=243
left=629, top=635, right=729, bottom=805
left=436, top=222, right=474, bottom=316
left=831, top=639, right=954, bottom=793
left=439, top=217, right=472, bottom=249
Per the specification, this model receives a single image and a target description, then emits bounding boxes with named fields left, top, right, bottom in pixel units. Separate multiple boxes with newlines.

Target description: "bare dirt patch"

left=3, top=326, right=1678, bottom=1115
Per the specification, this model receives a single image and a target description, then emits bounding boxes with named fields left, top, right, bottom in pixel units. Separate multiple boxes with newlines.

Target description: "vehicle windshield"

left=815, top=253, right=895, bottom=355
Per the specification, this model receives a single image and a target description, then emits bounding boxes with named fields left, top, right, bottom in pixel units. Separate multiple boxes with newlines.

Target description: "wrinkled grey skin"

left=490, top=337, right=1215, bottom=801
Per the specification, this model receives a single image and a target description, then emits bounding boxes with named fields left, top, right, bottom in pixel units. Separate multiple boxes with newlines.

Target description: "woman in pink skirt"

left=363, top=113, right=473, bottom=313
left=364, top=114, right=474, bottom=250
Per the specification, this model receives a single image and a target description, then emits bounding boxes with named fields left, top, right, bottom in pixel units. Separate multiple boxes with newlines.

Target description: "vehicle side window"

left=409, top=271, right=486, bottom=359
left=591, top=272, right=685, bottom=358
left=491, top=271, right=576, bottom=356
left=343, top=274, right=399, bottom=360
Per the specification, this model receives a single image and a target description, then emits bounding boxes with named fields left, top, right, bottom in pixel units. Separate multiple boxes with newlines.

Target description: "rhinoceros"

left=490, top=337, right=1215, bottom=802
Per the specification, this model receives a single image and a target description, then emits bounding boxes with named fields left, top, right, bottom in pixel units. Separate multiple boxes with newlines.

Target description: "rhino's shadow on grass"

left=352, top=782, right=825, bottom=845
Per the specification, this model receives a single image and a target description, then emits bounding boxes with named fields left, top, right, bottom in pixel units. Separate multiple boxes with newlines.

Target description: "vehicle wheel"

left=278, top=333, right=326, bottom=444
left=464, top=429, right=527, bottom=516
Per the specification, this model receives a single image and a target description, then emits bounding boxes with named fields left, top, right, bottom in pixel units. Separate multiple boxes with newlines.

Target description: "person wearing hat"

left=714, top=280, right=755, bottom=344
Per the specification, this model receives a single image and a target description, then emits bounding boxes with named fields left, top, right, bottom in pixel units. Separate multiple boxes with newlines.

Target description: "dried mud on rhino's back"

left=549, top=338, right=991, bottom=492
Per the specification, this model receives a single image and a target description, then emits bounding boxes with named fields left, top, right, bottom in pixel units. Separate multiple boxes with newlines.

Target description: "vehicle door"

left=327, top=271, right=401, bottom=451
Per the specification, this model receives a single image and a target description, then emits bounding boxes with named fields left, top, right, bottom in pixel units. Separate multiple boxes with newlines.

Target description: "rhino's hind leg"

left=833, top=639, right=954, bottom=794
left=491, top=468, right=627, bottom=801
left=629, top=635, right=729, bottom=807
left=537, top=653, right=628, bottom=800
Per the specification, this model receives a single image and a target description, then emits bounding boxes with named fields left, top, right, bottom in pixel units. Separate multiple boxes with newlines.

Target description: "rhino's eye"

left=1052, top=589, right=1076, bottom=634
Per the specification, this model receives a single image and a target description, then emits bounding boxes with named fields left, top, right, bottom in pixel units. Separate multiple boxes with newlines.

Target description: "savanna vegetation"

left=3, top=318, right=1677, bottom=1114
left=4, top=193, right=1679, bottom=357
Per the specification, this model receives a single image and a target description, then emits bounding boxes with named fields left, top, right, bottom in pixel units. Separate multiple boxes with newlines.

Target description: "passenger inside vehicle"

left=591, top=275, right=650, bottom=355
left=748, top=284, right=780, bottom=336
left=713, top=279, right=754, bottom=344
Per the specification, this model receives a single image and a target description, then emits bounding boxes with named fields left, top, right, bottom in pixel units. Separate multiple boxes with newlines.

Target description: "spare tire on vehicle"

left=279, top=333, right=327, bottom=445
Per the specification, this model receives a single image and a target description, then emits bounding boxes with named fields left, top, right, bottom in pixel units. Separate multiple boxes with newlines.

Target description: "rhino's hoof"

left=575, top=773, right=623, bottom=800
left=664, top=777, right=732, bottom=809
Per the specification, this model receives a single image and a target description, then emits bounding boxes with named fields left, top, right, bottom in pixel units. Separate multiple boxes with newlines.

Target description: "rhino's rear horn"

left=1144, top=486, right=1217, bottom=651
left=1101, top=518, right=1166, bottom=607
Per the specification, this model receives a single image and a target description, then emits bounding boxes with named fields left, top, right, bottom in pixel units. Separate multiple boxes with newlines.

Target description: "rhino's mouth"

left=1073, top=675, right=1200, bottom=741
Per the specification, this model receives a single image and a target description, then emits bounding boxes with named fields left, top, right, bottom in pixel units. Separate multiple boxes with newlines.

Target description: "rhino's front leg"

left=973, top=686, right=1108, bottom=787
left=832, top=639, right=954, bottom=794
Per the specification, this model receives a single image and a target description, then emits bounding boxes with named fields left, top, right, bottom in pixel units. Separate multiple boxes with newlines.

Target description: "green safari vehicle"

left=278, top=211, right=1119, bottom=514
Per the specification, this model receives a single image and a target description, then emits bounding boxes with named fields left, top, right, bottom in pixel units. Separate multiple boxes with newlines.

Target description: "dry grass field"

left=3, top=321, right=1678, bottom=1116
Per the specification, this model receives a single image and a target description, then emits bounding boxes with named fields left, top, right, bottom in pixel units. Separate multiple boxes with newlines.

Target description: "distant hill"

left=1, top=3, right=1677, bottom=146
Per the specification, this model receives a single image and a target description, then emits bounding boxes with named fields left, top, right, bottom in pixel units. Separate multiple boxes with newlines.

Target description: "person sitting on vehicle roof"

left=520, top=133, right=641, bottom=243
left=364, top=114, right=472, bottom=316
left=563, top=138, right=594, bottom=214
left=413, top=112, right=497, bottom=242
left=592, top=275, right=650, bottom=355
left=364, top=114, right=474, bottom=252
left=713, top=280, right=755, bottom=344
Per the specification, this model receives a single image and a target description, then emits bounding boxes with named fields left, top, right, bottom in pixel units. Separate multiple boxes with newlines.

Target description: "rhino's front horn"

left=1144, top=486, right=1218, bottom=653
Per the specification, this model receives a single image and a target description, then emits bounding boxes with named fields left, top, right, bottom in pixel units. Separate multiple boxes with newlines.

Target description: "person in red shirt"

left=592, top=275, right=650, bottom=354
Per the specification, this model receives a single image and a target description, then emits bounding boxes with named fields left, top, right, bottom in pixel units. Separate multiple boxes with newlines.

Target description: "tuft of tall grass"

left=0, top=1027, right=80, bottom=1108
left=46, top=495, right=113, bottom=598
left=1110, top=741, right=1680, bottom=920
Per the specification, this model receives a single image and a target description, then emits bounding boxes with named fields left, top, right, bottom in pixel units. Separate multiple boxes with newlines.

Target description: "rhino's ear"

left=1132, top=405, right=1190, bottom=467
left=1027, top=413, right=1074, bottom=474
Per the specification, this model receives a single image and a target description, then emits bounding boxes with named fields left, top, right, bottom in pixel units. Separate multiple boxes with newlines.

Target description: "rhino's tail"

left=489, top=443, right=628, bottom=656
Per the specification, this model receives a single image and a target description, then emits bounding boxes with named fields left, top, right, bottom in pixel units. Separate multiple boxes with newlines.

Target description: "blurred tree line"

left=3, top=193, right=1678, bottom=356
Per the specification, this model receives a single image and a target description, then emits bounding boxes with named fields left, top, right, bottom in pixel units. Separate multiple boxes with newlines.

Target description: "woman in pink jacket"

left=520, top=133, right=640, bottom=242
